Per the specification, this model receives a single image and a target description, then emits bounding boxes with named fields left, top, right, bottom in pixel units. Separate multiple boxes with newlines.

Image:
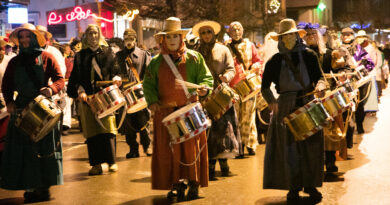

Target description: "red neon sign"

left=48, top=6, right=94, bottom=25
left=48, top=6, right=139, bottom=25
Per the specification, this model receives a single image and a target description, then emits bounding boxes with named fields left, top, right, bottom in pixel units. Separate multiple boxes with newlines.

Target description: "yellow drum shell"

left=15, top=95, right=62, bottom=142
left=202, top=83, right=238, bottom=121
left=233, top=74, right=261, bottom=102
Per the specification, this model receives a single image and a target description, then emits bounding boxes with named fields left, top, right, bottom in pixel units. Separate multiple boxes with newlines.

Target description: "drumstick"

left=175, top=79, right=211, bottom=90
left=323, top=72, right=358, bottom=78
left=96, top=79, right=130, bottom=87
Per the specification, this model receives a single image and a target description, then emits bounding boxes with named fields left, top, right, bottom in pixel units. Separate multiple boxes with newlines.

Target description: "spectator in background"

left=107, top=37, right=124, bottom=54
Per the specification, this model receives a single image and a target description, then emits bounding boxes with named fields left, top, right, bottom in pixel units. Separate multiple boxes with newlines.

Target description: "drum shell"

left=87, top=85, right=126, bottom=118
left=321, top=88, right=350, bottom=118
left=202, top=83, right=238, bottom=121
left=15, top=95, right=62, bottom=142
left=284, top=99, right=330, bottom=141
left=162, top=102, right=210, bottom=144
left=233, top=74, right=261, bottom=102
left=123, top=83, right=147, bottom=114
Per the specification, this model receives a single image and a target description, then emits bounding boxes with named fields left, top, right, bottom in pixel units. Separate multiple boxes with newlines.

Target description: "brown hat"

left=271, top=18, right=306, bottom=41
left=341, top=27, right=354, bottom=34
left=124, top=28, right=137, bottom=37
left=155, top=17, right=189, bottom=37
left=192, top=20, right=221, bottom=37
left=36, top=25, right=53, bottom=40
left=9, top=23, right=46, bottom=47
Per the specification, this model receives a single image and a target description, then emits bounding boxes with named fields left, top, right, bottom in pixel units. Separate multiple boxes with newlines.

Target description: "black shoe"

left=326, top=165, right=338, bottom=173
left=303, top=187, right=322, bottom=200
left=221, top=166, right=230, bottom=177
left=24, top=189, right=50, bottom=203
left=235, top=154, right=245, bottom=159
left=209, top=169, right=217, bottom=181
left=247, top=147, right=256, bottom=155
left=167, top=182, right=187, bottom=202
left=126, top=152, right=140, bottom=158
left=357, top=126, right=365, bottom=134
left=187, top=181, right=199, bottom=200
left=287, top=190, right=300, bottom=201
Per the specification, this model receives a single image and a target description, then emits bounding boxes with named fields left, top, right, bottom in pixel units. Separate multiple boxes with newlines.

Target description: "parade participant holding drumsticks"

left=226, top=21, right=262, bottom=157
left=261, top=19, right=325, bottom=203
left=113, top=28, right=152, bottom=158
left=143, top=17, right=213, bottom=201
left=1, top=24, right=64, bottom=203
left=193, top=20, right=240, bottom=180
left=67, top=24, right=119, bottom=175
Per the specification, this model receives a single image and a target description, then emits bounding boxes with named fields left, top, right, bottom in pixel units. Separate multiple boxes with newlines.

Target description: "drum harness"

left=163, top=54, right=208, bottom=166
left=91, top=57, right=127, bottom=130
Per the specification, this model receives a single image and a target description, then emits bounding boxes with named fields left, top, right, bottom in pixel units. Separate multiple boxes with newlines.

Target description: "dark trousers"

left=325, top=151, right=336, bottom=170
left=355, top=83, right=370, bottom=131
left=126, top=128, right=150, bottom=152
left=209, top=158, right=229, bottom=171
left=86, top=133, right=116, bottom=166
left=377, top=80, right=383, bottom=97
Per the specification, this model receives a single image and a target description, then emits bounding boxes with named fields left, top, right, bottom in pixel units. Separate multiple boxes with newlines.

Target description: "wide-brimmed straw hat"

left=155, top=17, right=189, bottom=37
left=36, top=25, right=53, bottom=40
left=9, top=23, right=46, bottom=47
left=355, top=30, right=370, bottom=39
left=271, top=18, right=307, bottom=41
left=192, top=20, right=221, bottom=37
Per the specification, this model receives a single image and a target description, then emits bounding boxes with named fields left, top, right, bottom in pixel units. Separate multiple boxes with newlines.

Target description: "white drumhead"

left=162, top=102, right=200, bottom=123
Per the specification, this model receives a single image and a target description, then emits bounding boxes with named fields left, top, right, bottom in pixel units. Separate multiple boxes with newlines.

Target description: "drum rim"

left=162, top=102, right=201, bottom=123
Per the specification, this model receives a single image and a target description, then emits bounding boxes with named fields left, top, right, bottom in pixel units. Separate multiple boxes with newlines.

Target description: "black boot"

left=303, top=187, right=322, bottom=201
left=187, top=181, right=199, bottom=200
left=247, top=147, right=256, bottom=155
left=325, top=151, right=338, bottom=173
left=126, top=146, right=140, bottom=158
left=167, top=182, right=187, bottom=202
left=287, top=189, right=300, bottom=201
left=219, top=159, right=230, bottom=176
left=24, top=188, right=51, bottom=203
left=209, top=159, right=217, bottom=181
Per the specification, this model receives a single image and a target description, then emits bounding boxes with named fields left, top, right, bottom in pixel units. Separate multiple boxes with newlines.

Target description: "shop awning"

left=286, top=0, right=320, bottom=8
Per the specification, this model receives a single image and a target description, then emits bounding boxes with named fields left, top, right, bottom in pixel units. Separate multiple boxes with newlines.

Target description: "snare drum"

left=87, top=85, right=126, bottom=118
left=255, top=92, right=268, bottom=112
left=0, top=94, right=8, bottom=120
left=321, top=87, right=351, bottom=118
left=284, top=98, right=330, bottom=141
left=202, top=83, right=239, bottom=120
left=15, top=95, right=62, bottom=142
left=162, top=102, right=210, bottom=144
left=233, top=74, right=262, bottom=102
left=123, top=83, right=147, bottom=114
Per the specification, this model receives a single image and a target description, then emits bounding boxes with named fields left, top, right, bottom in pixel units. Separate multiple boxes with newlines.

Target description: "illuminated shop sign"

left=48, top=6, right=139, bottom=25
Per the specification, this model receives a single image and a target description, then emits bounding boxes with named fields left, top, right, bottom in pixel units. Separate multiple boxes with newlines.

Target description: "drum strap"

left=92, top=57, right=103, bottom=80
left=163, top=54, right=191, bottom=99
left=125, top=56, right=141, bottom=83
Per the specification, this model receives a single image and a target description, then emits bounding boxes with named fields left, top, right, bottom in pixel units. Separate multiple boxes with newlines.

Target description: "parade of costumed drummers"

left=1, top=1, right=390, bottom=204
left=142, top=17, right=213, bottom=202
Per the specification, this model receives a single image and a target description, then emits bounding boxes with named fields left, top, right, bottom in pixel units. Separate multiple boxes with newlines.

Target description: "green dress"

left=1, top=53, right=63, bottom=190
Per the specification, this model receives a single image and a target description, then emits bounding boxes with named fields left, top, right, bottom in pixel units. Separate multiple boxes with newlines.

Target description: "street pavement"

left=1, top=88, right=390, bottom=205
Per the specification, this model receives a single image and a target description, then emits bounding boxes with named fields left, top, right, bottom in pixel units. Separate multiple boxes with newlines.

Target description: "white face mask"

left=124, top=35, right=136, bottom=49
left=165, top=34, right=181, bottom=51
left=87, top=27, right=99, bottom=48
left=229, top=25, right=243, bottom=41
left=282, top=33, right=297, bottom=50
left=341, top=33, right=354, bottom=44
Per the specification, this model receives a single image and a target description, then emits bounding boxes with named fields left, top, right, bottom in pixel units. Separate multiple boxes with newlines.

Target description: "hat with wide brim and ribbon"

left=36, top=25, right=53, bottom=40
left=355, top=30, right=370, bottom=39
left=155, top=17, right=189, bottom=37
left=9, top=23, right=46, bottom=47
left=192, top=20, right=221, bottom=37
left=271, top=18, right=307, bottom=41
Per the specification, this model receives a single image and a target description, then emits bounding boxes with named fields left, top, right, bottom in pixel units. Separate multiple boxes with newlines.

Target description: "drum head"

left=97, top=100, right=126, bottom=119
left=32, top=112, right=62, bottom=142
left=162, top=102, right=200, bottom=123
left=127, top=100, right=147, bottom=113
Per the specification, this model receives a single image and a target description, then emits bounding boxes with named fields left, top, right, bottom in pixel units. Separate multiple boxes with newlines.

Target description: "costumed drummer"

left=226, top=21, right=262, bottom=157
left=67, top=24, right=119, bottom=175
left=113, top=28, right=152, bottom=158
left=193, top=20, right=241, bottom=180
left=1, top=24, right=64, bottom=203
left=299, top=22, right=347, bottom=173
left=143, top=17, right=213, bottom=201
left=261, top=19, right=325, bottom=202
